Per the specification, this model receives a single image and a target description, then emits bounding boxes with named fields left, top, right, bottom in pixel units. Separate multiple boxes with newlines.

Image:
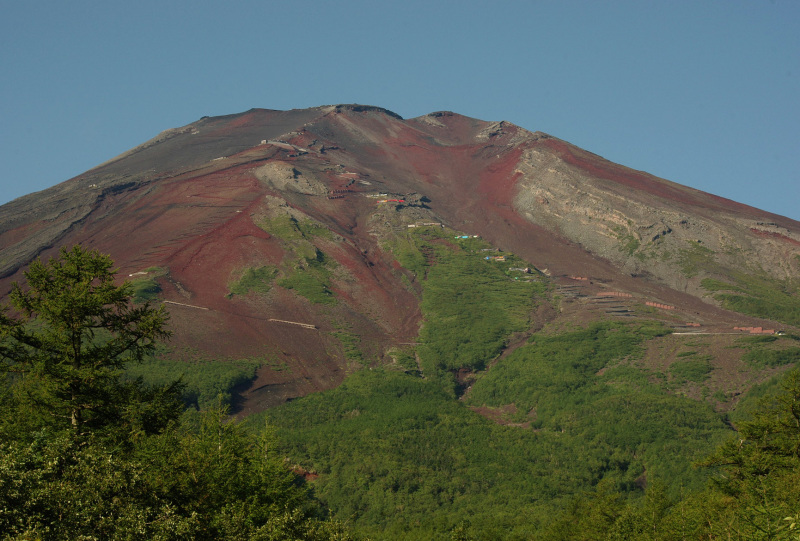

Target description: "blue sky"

left=2, top=1, right=798, bottom=220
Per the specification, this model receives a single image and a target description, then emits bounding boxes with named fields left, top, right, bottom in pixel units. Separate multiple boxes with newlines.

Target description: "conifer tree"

left=0, top=244, right=171, bottom=432
left=699, top=369, right=800, bottom=538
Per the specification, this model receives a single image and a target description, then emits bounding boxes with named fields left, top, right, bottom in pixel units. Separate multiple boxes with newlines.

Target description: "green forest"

left=2, top=242, right=799, bottom=540
left=256, top=227, right=800, bottom=539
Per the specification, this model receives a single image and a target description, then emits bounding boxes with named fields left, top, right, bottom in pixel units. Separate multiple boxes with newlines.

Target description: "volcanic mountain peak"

left=327, top=103, right=404, bottom=120
left=1, top=104, right=799, bottom=412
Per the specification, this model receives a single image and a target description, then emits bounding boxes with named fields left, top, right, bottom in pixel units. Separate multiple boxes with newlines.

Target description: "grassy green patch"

left=389, top=229, right=548, bottom=373
left=257, top=213, right=339, bottom=305
left=125, top=356, right=261, bottom=409
left=228, top=265, right=278, bottom=296
left=128, top=267, right=166, bottom=304
left=333, top=331, right=365, bottom=365
left=711, top=272, right=800, bottom=326
left=388, top=235, right=428, bottom=276
left=130, top=278, right=161, bottom=303
left=735, top=334, right=800, bottom=369
left=612, top=226, right=640, bottom=256
left=700, top=278, right=744, bottom=293
left=741, top=347, right=800, bottom=368
left=678, top=241, right=716, bottom=278
left=258, top=214, right=332, bottom=242
left=737, top=335, right=779, bottom=346
left=278, top=259, right=335, bottom=304
left=694, top=255, right=800, bottom=325
left=465, top=321, right=671, bottom=419
left=418, top=259, right=541, bottom=372
left=670, top=359, right=713, bottom=383
left=388, top=346, right=419, bottom=375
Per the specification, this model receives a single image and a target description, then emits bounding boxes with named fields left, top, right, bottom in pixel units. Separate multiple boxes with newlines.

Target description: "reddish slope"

left=2, top=104, right=799, bottom=413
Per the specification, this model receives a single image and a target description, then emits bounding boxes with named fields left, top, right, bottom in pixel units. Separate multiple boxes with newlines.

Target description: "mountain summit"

left=2, top=105, right=799, bottom=412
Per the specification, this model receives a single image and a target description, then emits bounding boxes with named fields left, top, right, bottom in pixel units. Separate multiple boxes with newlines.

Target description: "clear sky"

left=1, top=1, right=798, bottom=220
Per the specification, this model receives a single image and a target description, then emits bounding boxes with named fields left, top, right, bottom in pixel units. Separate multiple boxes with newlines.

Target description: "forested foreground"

left=3, top=244, right=800, bottom=540
left=0, top=247, right=357, bottom=540
left=258, top=366, right=800, bottom=540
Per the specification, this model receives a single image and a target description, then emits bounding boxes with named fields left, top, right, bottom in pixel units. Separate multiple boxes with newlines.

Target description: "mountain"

left=1, top=104, right=799, bottom=415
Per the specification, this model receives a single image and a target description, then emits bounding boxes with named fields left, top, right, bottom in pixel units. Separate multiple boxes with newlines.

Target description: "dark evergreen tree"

left=699, top=369, right=800, bottom=539
left=0, top=245, right=172, bottom=434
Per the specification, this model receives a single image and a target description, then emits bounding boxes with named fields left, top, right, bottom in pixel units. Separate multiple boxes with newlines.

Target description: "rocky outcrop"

left=513, top=144, right=800, bottom=295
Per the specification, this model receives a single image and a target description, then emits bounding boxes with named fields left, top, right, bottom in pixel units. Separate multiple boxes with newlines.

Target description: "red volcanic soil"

left=5, top=159, right=365, bottom=410
left=58, top=119, right=424, bottom=410
left=76, top=165, right=271, bottom=282
left=324, top=238, right=421, bottom=340
left=477, top=147, right=528, bottom=225
left=750, top=228, right=800, bottom=247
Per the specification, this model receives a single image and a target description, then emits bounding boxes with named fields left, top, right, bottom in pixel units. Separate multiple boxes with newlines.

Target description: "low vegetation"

left=678, top=241, right=716, bottom=278
left=256, top=213, right=338, bottom=305
left=387, top=228, right=548, bottom=374
left=228, top=265, right=278, bottom=297
left=258, top=214, right=332, bottom=242
left=702, top=272, right=800, bottom=326
left=734, top=333, right=800, bottom=370
left=129, top=266, right=166, bottom=303
left=124, top=355, right=261, bottom=409
left=277, top=251, right=336, bottom=304
left=742, top=346, right=800, bottom=368
left=332, top=331, right=366, bottom=366
left=669, top=358, right=713, bottom=383
left=671, top=239, right=800, bottom=326
left=612, top=225, right=641, bottom=257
